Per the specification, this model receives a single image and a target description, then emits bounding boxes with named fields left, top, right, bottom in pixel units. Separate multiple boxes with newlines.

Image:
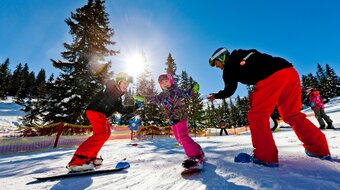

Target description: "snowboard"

left=181, top=161, right=204, bottom=177
left=323, top=128, right=340, bottom=131
left=181, top=167, right=203, bottom=176
left=34, top=161, right=130, bottom=181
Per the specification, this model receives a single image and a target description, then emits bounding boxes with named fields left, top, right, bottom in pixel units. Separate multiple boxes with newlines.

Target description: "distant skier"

left=208, top=48, right=331, bottom=167
left=218, top=118, right=229, bottom=136
left=134, top=74, right=205, bottom=170
left=67, top=72, right=137, bottom=172
left=306, top=88, right=334, bottom=129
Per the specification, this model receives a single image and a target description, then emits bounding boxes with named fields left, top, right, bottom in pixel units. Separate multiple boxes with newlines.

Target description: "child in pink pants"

left=135, top=74, right=204, bottom=169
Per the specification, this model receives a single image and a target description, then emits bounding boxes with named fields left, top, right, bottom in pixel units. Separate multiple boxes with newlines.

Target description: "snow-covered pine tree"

left=43, top=74, right=66, bottom=124
left=22, top=69, right=48, bottom=126
left=0, top=58, right=11, bottom=99
left=324, top=64, right=339, bottom=98
left=136, top=67, right=166, bottom=126
left=47, top=0, right=118, bottom=124
left=21, top=98, right=44, bottom=126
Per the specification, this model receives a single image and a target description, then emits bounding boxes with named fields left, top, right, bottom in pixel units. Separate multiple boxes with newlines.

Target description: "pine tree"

left=136, top=66, right=166, bottom=126
left=0, top=58, right=11, bottom=99
left=43, top=74, right=65, bottom=124
left=16, top=63, right=31, bottom=101
left=221, top=99, right=229, bottom=118
left=301, top=75, right=310, bottom=106
left=208, top=101, right=219, bottom=127
left=165, top=53, right=179, bottom=85
left=324, top=64, right=339, bottom=98
left=316, top=63, right=328, bottom=100
left=22, top=69, right=48, bottom=126
left=180, top=71, right=190, bottom=90
left=9, top=63, right=23, bottom=97
left=228, top=98, right=239, bottom=127
left=236, top=96, right=250, bottom=126
left=187, top=77, right=205, bottom=133
left=36, top=69, right=47, bottom=100
left=205, top=102, right=214, bottom=127
left=47, top=0, right=118, bottom=124
left=22, top=98, right=43, bottom=126
left=304, top=73, right=319, bottom=89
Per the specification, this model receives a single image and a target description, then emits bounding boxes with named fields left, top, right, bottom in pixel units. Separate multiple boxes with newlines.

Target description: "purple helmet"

left=158, top=74, right=174, bottom=86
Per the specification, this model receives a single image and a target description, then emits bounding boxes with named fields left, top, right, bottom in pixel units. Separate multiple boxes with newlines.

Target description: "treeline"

left=0, top=59, right=51, bottom=100
left=301, top=63, right=340, bottom=105
left=1, top=0, right=339, bottom=131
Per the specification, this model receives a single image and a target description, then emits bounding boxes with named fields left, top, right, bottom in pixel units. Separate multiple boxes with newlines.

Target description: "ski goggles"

left=209, top=54, right=226, bottom=67
left=116, top=76, right=133, bottom=83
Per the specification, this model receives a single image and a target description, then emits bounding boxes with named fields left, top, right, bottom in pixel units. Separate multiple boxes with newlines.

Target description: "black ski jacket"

left=87, top=80, right=134, bottom=117
left=214, top=49, right=293, bottom=99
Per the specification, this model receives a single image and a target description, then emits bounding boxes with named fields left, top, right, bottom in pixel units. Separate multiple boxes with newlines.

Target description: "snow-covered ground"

left=0, top=98, right=339, bottom=190
left=0, top=97, right=25, bottom=126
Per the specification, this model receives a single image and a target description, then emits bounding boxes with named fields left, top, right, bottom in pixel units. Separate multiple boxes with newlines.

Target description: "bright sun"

left=124, top=53, right=146, bottom=76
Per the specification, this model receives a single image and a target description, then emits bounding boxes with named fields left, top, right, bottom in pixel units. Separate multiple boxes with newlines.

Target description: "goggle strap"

left=210, top=48, right=227, bottom=60
left=116, top=77, right=132, bottom=83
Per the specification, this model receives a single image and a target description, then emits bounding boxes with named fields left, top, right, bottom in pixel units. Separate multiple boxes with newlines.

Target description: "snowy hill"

left=0, top=98, right=339, bottom=189
left=0, top=97, right=25, bottom=127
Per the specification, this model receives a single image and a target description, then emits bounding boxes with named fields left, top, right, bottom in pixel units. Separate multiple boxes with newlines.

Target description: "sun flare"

left=124, top=52, right=147, bottom=76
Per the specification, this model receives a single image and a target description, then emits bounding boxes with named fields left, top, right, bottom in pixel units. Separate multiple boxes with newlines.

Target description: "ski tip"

left=115, top=161, right=130, bottom=169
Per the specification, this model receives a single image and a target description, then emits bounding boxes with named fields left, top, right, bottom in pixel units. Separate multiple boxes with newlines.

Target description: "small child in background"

left=307, top=88, right=334, bottom=129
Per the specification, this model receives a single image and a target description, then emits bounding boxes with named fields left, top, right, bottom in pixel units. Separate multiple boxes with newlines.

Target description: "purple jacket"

left=146, top=85, right=194, bottom=124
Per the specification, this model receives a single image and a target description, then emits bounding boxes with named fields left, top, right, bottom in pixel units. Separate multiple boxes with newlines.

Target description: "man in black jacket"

left=67, top=72, right=135, bottom=172
left=208, top=48, right=331, bottom=167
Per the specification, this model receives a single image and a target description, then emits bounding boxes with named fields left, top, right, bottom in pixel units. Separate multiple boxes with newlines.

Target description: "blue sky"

left=1, top=0, right=340, bottom=98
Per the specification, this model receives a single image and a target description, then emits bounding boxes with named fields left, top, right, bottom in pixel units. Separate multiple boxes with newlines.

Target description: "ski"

left=34, top=161, right=130, bottom=181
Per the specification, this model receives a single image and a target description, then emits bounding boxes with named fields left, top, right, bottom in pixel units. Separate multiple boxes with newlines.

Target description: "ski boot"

left=319, top=125, right=326, bottom=130
left=66, top=155, right=103, bottom=172
left=305, top=150, right=332, bottom=160
left=91, top=156, right=103, bottom=167
left=326, top=122, right=335, bottom=129
left=182, top=154, right=204, bottom=169
left=67, top=162, right=95, bottom=172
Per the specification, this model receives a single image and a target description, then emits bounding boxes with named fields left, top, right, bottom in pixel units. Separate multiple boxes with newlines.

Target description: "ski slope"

left=0, top=98, right=340, bottom=190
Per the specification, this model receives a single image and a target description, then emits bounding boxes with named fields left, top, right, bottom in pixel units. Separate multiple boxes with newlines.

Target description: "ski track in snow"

left=0, top=97, right=340, bottom=189
left=1, top=129, right=339, bottom=190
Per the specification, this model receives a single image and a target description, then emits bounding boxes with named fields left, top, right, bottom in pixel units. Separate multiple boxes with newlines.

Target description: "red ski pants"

left=73, top=110, right=111, bottom=160
left=248, top=67, right=330, bottom=163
